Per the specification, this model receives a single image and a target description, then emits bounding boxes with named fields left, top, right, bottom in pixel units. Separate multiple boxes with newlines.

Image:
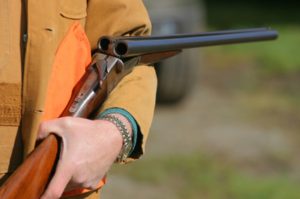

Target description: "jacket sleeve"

left=85, top=0, right=157, bottom=160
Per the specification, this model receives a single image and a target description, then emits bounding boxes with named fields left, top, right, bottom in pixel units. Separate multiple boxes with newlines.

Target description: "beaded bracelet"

left=98, top=108, right=138, bottom=155
left=101, top=115, right=132, bottom=163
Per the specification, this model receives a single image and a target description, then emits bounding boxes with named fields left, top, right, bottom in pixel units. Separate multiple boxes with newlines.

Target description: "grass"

left=112, top=154, right=300, bottom=199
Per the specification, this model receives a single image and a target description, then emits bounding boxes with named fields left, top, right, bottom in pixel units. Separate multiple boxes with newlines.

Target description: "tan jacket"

left=0, top=0, right=157, bottom=197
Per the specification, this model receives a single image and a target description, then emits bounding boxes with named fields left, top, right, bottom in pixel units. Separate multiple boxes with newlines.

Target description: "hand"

left=37, top=116, right=129, bottom=199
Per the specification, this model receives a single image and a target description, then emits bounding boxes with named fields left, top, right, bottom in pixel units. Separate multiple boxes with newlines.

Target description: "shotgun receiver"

left=0, top=28, right=278, bottom=198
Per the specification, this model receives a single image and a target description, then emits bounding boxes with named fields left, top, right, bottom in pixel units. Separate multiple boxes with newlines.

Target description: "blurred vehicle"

left=144, top=0, right=206, bottom=103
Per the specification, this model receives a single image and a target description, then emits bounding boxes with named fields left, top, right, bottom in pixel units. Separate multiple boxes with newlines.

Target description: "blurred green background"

left=102, top=1, right=300, bottom=198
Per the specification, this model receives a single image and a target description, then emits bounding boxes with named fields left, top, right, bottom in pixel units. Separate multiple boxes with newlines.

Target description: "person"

left=0, top=0, right=157, bottom=199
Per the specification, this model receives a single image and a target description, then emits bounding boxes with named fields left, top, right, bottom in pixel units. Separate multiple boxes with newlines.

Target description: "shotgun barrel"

left=98, top=28, right=278, bottom=58
left=99, top=27, right=270, bottom=46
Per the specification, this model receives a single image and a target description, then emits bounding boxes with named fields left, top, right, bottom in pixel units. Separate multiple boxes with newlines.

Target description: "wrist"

left=99, top=114, right=133, bottom=163
left=94, top=119, right=123, bottom=153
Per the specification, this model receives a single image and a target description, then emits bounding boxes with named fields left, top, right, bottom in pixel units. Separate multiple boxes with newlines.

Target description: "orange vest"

left=43, top=22, right=105, bottom=197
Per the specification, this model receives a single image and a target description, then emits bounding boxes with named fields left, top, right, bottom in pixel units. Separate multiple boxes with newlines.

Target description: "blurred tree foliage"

left=204, top=0, right=300, bottom=28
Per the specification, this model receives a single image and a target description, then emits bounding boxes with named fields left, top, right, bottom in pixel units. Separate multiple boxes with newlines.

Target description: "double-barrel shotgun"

left=0, top=27, right=278, bottom=199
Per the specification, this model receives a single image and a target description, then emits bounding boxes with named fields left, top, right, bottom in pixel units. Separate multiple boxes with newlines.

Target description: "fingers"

left=40, top=161, right=73, bottom=199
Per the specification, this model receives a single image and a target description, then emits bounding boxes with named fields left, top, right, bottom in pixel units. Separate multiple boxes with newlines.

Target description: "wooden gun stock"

left=0, top=135, right=59, bottom=198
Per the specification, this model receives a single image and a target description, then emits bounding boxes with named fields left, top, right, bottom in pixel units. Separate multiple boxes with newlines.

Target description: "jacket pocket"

left=60, top=0, right=87, bottom=19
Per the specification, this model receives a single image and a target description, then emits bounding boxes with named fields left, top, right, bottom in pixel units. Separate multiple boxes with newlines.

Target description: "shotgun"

left=0, top=28, right=278, bottom=198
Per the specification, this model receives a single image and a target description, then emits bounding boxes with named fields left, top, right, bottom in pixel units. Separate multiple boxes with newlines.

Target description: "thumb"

left=40, top=160, right=73, bottom=199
